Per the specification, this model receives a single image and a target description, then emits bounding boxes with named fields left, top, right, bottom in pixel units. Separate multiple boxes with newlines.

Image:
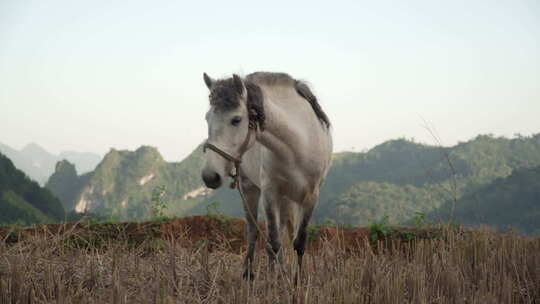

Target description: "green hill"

left=46, top=145, right=205, bottom=220
left=312, top=134, right=540, bottom=227
left=430, top=165, right=540, bottom=235
left=44, top=133, right=540, bottom=233
left=169, top=133, right=540, bottom=228
left=45, top=160, right=88, bottom=212
left=0, top=152, right=64, bottom=225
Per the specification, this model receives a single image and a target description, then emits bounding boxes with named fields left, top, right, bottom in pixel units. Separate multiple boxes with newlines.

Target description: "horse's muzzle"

left=202, top=169, right=222, bottom=189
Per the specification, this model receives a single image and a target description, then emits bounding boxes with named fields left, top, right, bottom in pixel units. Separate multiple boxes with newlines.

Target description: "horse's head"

left=201, top=73, right=258, bottom=189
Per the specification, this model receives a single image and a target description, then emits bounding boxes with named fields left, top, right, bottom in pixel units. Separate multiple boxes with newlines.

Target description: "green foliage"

left=204, top=201, right=232, bottom=228
left=366, top=215, right=443, bottom=246
left=400, top=230, right=417, bottom=242
left=412, top=212, right=427, bottom=227
left=430, top=165, right=540, bottom=235
left=307, top=225, right=322, bottom=242
left=318, top=182, right=440, bottom=227
left=322, top=218, right=339, bottom=227
left=149, top=185, right=168, bottom=220
left=367, top=216, right=398, bottom=247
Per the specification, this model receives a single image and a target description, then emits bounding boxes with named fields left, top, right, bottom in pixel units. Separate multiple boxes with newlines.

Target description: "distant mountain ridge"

left=46, top=145, right=204, bottom=219
left=44, top=133, right=540, bottom=234
left=0, top=142, right=101, bottom=185
left=0, top=152, right=65, bottom=225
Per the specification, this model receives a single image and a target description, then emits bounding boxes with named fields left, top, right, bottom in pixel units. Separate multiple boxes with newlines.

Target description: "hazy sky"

left=1, top=0, right=538, bottom=161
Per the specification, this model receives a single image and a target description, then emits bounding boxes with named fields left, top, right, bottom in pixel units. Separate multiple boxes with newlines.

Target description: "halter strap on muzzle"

left=203, top=123, right=257, bottom=188
left=203, top=142, right=242, bottom=165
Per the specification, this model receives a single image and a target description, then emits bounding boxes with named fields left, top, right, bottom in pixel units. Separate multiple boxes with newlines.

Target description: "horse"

left=200, top=72, right=332, bottom=280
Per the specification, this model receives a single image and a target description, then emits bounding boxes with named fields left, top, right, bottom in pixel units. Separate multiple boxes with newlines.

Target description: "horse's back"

left=242, top=72, right=332, bottom=196
left=261, top=75, right=331, bottom=184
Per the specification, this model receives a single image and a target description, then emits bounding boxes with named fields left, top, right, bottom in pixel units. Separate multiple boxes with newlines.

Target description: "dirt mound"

left=157, top=216, right=374, bottom=253
left=1, top=216, right=437, bottom=253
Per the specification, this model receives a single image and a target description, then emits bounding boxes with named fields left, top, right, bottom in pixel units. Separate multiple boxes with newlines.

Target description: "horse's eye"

left=231, top=116, right=242, bottom=126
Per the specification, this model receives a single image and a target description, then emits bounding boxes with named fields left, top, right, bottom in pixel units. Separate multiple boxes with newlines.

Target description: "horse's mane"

left=208, top=72, right=330, bottom=130
left=246, top=72, right=330, bottom=128
left=245, top=72, right=297, bottom=87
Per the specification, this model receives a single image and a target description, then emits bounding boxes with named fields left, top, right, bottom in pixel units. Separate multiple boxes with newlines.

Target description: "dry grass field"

left=1, top=216, right=539, bottom=304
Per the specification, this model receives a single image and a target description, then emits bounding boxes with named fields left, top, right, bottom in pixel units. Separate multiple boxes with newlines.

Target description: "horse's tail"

left=295, top=80, right=331, bottom=128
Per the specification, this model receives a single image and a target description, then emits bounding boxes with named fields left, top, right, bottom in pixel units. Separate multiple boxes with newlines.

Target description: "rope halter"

left=203, top=121, right=257, bottom=188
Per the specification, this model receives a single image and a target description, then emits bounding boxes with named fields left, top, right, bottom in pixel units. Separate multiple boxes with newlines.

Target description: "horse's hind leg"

left=293, top=193, right=317, bottom=284
left=241, top=184, right=260, bottom=280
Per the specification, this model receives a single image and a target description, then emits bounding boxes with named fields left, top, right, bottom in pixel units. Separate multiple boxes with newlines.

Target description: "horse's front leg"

left=241, top=185, right=260, bottom=280
left=261, top=189, right=283, bottom=272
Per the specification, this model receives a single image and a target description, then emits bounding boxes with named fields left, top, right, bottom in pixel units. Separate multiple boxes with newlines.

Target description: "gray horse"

left=201, top=72, right=332, bottom=280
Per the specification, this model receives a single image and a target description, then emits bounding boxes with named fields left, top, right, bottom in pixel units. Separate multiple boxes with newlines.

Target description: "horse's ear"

left=232, top=74, right=245, bottom=96
left=203, top=73, right=214, bottom=90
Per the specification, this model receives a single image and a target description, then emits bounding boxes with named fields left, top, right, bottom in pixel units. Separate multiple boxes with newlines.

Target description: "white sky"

left=1, top=0, right=539, bottom=161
